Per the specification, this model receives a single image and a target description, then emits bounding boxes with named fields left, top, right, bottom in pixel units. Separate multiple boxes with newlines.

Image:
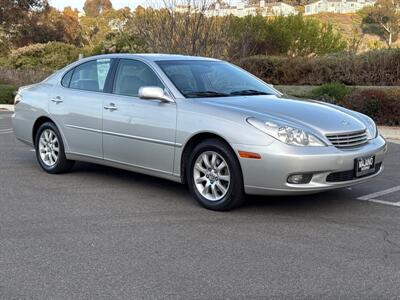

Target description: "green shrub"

left=341, top=88, right=400, bottom=126
left=9, top=42, right=81, bottom=71
left=0, top=84, right=17, bottom=104
left=310, top=82, right=351, bottom=103
left=236, top=49, right=400, bottom=86
left=226, top=14, right=346, bottom=58
left=280, top=85, right=400, bottom=126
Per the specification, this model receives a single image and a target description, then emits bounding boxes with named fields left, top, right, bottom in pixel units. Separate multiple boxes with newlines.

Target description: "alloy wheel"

left=38, top=129, right=60, bottom=167
left=193, top=151, right=231, bottom=201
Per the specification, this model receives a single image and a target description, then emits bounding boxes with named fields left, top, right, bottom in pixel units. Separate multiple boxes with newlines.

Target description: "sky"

left=48, top=0, right=145, bottom=11
left=49, top=0, right=239, bottom=11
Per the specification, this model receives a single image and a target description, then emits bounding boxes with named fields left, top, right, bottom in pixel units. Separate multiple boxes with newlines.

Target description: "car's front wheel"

left=35, top=122, right=74, bottom=174
left=186, top=139, right=245, bottom=211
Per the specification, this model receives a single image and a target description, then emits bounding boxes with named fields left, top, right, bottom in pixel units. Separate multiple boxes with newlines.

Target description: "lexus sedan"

left=12, top=54, right=387, bottom=210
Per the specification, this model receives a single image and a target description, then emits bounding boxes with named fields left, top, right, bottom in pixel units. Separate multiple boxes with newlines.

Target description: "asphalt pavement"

left=1, top=111, right=400, bottom=299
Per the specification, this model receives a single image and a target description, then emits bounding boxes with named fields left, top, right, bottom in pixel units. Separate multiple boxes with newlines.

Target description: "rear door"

left=50, top=58, right=113, bottom=158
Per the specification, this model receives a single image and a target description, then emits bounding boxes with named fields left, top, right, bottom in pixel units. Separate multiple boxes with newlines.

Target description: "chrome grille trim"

left=328, top=132, right=367, bottom=141
left=326, top=129, right=368, bottom=148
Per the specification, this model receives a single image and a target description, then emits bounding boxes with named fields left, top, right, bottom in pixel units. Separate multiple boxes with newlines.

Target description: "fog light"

left=287, top=174, right=313, bottom=184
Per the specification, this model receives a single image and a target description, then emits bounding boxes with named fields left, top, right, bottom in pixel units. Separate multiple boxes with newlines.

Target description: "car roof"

left=79, top=53, right=221, bottom=63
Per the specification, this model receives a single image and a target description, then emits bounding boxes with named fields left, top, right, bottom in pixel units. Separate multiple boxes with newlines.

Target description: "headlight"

left=14, top=92, right=22, bottom=105
left=247, top=117, right=326, bottom=147
left=365, top=117, right=378, bottom=139
left=356, top=113, right=378, bottom=139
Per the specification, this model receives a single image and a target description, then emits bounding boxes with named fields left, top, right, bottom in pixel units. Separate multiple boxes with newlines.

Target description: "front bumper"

left=233, top=135, right=387, bottom=195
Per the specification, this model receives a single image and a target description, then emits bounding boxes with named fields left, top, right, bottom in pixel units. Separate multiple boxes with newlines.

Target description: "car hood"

left=200, top=95, right=367, bottom=135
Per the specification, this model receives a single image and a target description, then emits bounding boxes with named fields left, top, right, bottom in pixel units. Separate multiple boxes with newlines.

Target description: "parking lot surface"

left=1, top=111, right=400, bottom=299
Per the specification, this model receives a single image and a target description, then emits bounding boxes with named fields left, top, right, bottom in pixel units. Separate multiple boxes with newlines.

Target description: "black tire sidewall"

left=186, top=139, right=244, bottom=211
left=35, top=122, right=71, bottom=174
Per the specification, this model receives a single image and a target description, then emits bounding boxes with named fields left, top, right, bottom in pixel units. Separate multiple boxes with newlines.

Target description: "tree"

left=267, top=15, right=347, bottom=57
left=83, top=0, right=113, bottom=17
left=80, top=7, right=134, bottom=50
left=226, top=15, right=268, bottom=59
left=62, top=7, right=83, bottom=46
left=361, top=0, right=400, bottom=47
left=92, top=31, right=148, bottom=54
left=226, top=14, right=346, bottom=58
left=132, top=0, right=230, bottom=57
left=0, top=0, right=48, bottom=47
left=0, top=0, right=48, bottom=29
left=7, top=6, right=82, bottom=47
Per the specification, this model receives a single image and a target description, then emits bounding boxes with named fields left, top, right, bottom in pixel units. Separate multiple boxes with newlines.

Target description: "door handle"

left=104, top=103, right=117, bottom=111
left=51, top=96, right=63, bottom=103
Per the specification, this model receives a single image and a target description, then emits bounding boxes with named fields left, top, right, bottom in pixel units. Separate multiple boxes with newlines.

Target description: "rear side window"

left=61, top=69, right=73, bottom=87
left=70, top=59, right=111, bottom=92
left=113, top=59, right=164, bottom=97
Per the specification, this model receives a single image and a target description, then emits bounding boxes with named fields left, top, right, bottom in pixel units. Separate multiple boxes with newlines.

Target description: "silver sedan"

left=12, top=54, right=387, bottom=210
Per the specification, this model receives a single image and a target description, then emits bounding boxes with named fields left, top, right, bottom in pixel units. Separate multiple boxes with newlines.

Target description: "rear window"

left=61, top=69, right=73, bottom=87
left=69, top=59, right=112, bottom=92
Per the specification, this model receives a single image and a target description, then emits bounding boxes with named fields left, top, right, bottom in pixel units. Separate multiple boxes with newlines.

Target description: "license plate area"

left=355, top=155, right=375, bottom=177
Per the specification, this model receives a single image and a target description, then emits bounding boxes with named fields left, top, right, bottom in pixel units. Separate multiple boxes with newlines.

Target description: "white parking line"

left=357, top=185, right=400, bottom=207
left=0, top=130, right=13, bottom=135
left=361, top=198, right=400, bottom=207
left=358, top=186, right=400, bottom=200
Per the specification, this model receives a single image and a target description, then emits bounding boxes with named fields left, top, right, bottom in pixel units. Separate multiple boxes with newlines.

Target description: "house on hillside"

left=265, top=2, right=298, bottom=16
left=304, top=0, right=376, bottom=15
left=204, top=0, right=298, bottom=17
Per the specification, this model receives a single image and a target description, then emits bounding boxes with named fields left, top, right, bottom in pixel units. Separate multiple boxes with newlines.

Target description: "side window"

left=70, top=59, right=111, bottom=92
left=113, top=59, right=164, bottom=97
left=61, top=69, right=73, bottom=87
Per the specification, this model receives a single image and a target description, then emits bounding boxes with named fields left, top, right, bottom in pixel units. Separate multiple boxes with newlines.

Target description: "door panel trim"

left=102, top=130, right=182, bottom=147
left=65, top=125, right=182, bottom=147
left=65, top=124, right=102, bottom=133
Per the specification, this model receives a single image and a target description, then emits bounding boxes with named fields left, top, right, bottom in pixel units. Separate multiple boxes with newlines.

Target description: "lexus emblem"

left=341, top=120, right=351, bottom=126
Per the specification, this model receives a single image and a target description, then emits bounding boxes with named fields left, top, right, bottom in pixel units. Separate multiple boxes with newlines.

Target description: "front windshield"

left=156, top=60, right=277, bottom=98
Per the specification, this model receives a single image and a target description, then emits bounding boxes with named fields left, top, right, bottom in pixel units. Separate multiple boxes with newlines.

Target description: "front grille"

left=326, top=162, right=382, bottom=182
left=326, top=130, right=368, bottom=148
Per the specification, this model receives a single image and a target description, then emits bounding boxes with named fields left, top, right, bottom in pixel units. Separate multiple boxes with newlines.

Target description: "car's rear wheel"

left=186, top=139, right=245, bottom=211
left=35, top=122, right=74, bottom=174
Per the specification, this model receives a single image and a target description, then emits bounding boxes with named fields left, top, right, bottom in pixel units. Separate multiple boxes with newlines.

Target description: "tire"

left=186, top=138, right=245, bottom=211
left=35, top=122, right=74, bottom=174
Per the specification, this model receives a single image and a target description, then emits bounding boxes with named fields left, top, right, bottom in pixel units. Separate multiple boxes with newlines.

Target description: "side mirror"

left=138, top=86, right=174, bottom=103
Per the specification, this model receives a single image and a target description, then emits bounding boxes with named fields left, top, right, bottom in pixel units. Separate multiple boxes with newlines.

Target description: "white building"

left=264, top=2, right=298, bottom=16
left=203, top=1, right=298, bottom=17
left=304, top=0, right=375, bottom=15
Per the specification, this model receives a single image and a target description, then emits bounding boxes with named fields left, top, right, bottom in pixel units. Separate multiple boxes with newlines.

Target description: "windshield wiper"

left=230, top=89, right=272, bottom=96
left=185, top=91, right=229, bottom=98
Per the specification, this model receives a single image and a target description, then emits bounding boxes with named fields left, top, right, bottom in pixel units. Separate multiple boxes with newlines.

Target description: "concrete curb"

left=379, top=126, right=400, bottom=143
left=0, top=105, right=14, bottom=112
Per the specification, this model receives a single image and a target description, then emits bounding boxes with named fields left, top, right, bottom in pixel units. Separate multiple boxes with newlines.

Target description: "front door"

left=102, top=59, right=177, bottom=174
